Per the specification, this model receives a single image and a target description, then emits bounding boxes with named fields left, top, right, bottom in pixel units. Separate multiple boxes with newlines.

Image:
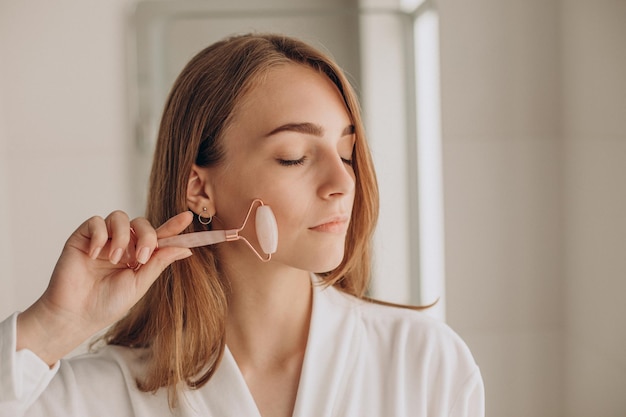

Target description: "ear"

left=186, top=164, right=216, bottom=216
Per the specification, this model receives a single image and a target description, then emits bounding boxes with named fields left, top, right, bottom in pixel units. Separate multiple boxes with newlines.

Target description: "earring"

left=198, top=207, right=212, bottom=225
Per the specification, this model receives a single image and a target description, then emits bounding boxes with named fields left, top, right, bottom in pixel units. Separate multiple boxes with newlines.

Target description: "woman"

left=1, top=34, right=484, bottom=417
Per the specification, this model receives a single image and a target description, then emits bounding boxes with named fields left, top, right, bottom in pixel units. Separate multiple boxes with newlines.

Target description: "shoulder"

left=319, top=286, right=484, bottom=414
left=323, top=285, right=478, bottom=374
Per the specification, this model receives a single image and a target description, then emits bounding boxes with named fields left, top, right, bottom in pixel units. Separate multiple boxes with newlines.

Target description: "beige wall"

left=0, top=61, right=12, bottom=316
left=440, top=0, right=626, bottom=415
left=561, top=1, right=626, bottom=415
left=0, top=0, right=135, bottom=318
left=439, top=1, right=563, bottom=415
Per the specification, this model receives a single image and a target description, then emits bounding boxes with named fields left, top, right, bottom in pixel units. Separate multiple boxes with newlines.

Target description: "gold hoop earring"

left=198, top=207, right=212, bottom=225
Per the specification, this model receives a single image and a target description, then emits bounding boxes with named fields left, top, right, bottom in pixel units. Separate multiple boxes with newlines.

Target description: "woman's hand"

left=16, top=211, right=193, bottom=366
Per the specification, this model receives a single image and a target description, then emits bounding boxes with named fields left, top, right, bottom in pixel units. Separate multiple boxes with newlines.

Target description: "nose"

left=317, top=152, right=356, bottom=199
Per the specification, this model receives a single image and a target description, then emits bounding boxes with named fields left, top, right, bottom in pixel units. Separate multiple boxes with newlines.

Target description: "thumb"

left=133, top=247, right=192, bottom=292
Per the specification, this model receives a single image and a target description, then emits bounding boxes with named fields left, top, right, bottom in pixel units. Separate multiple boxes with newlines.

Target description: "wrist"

left=16, top=302, right=93, bottom=366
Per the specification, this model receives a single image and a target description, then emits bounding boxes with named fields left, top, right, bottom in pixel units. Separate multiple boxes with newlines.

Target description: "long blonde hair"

left=104, top=33, right=379, bottom=405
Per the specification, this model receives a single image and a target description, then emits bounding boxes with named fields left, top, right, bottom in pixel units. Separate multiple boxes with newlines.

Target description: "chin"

left=311, top=253, right=346, bottom=274
left=278, top=239, right=347, bottom=273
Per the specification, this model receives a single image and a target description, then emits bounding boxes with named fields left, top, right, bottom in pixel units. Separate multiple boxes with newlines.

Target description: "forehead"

left=229, top=63, right=351, bottom=130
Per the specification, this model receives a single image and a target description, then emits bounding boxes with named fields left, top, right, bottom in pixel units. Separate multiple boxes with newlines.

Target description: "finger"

left=133, top=246, right=193, bottom=293
left=129, top=217, right=158, bottom=265
left=156, top=211, right=194, bottom=239
left=105, top=211, right=131, bottom=264
left=80, top=216, right=108, bottom=259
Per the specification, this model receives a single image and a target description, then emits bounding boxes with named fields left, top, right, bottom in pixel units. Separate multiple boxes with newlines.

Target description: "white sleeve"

left=448, top=368, right=485, bottom=417
left=0, top=313, right=60, bottom=417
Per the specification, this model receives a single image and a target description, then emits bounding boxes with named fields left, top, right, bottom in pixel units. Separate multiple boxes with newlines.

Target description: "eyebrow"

left=266, top=122, right=355, bottom=138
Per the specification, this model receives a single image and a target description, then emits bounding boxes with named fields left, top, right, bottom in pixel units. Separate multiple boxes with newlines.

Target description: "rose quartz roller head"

left=254, top=204, right=278, bottom=256
left=157, top=199, right=278, bottom=262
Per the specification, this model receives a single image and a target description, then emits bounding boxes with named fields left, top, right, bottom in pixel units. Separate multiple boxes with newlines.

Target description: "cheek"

left=254, top=175, right=307, bottom=210
left=270, top=199, right=307, bottom=233
left=264, top=196, right=313, bottom=249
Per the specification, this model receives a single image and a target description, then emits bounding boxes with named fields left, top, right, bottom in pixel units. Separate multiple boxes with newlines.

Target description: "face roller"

left=157, top=199, right=278, bottom=262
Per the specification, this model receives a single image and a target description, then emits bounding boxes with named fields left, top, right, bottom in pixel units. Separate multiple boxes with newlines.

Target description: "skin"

left=16, top=63, right=356, bottom=417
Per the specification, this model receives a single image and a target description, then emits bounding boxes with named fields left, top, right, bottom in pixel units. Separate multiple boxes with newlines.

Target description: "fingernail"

left=137, top=247, right=151, bottom=264
left=90, top=246, right=102, bottom=260
left=110, top=248, right=124, bottom=264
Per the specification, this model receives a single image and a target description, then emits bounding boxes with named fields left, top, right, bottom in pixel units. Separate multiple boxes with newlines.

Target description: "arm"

left=0, top=313, right=59, bottom=417
left=1, top=211, right=193, bottom=414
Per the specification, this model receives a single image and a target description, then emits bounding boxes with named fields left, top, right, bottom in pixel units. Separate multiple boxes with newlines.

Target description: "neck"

left=220, top=248, right=313, bottom=369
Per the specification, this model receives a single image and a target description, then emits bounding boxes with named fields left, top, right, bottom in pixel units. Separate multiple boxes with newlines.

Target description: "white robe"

left=0, top=282, right=484, bottom=417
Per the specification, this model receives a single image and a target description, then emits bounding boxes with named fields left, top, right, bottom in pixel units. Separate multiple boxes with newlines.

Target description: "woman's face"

left=205, top=63, right=356, bottom=273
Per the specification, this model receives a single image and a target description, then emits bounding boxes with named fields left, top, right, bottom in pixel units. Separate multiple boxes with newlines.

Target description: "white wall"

left=360, top=12, right=413, bottom=306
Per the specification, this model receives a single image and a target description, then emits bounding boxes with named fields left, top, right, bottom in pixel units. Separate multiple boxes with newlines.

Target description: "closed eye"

left=278, top=157, right=306, bottom=166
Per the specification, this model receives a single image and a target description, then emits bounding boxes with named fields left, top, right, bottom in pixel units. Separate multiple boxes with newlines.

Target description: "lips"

left=309, top=215, right=351, bottom=233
